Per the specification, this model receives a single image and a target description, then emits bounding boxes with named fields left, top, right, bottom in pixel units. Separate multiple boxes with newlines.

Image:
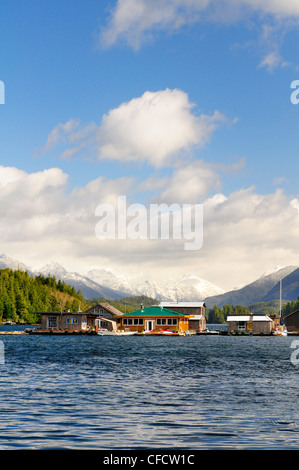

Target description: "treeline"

left=282, top=297, right=299, bottom=319
left=0, top=268, right=89, bottom=324
left=207, top=304, right=250, bottom=324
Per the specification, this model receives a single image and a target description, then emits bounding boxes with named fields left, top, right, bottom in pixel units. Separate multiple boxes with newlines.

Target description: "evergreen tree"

left=0, top=268, right=89, bottom=323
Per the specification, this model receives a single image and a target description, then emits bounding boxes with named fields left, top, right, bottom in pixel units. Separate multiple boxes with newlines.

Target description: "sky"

left=1, top=0, right=299, bottom=291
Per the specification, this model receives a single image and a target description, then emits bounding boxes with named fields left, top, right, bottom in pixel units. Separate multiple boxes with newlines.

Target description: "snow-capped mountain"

left=87, top=268, right=133, bottom=295
left=205, top=265, right=299, bottom=308
left=34, top=262, right=127, bottom=300
left=0, top=254, right=225, bottom=301
left=0, top=253, right=34, bottom=274
left=86, top=268, right=224, bottom=301
left=0, top=253, right=298, bottom=305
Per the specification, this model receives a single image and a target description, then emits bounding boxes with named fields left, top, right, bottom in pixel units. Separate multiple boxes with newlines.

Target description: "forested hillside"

left=0, top=268, right=89, bottom=324
left=207, top=304, right=250, bottom=323
left=282, top=297, right=299, bottom=319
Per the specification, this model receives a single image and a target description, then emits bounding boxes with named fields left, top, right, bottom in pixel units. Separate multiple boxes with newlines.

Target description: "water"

left=0, top=326, right=298, bottom=450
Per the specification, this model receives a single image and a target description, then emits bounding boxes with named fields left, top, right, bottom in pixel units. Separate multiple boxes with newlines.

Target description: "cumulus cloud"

left=0, top=165, right=135, bottom=266
left=37, top=89, right=227, bottom=168
left=96, top=89, right=225, bottom=167
left=1, top=163, right=299, bottom=290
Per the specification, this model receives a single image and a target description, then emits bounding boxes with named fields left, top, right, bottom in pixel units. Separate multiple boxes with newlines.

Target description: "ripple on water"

left=0, top=334, right=298, bottom=449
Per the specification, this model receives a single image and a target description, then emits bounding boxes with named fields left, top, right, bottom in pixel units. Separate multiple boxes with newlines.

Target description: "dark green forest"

left=206, top=304, right=250, bottom=323
left=0, top=268, right=88, bottom=324
left=282, top=297, right=299, bottom=319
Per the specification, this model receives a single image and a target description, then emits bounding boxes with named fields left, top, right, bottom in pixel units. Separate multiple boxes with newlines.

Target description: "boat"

left=97, top=329, right=136, bottom=336
left=273, top=326, right=288, bottom=336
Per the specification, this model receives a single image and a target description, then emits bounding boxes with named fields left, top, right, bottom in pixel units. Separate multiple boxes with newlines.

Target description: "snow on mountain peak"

left=86, top=268, right=224, bottom=301
left=35, top=261, right=68, bottom=277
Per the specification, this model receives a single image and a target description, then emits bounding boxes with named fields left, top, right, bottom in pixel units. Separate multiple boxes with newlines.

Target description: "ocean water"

left=0, top=327, right=299, bottom=450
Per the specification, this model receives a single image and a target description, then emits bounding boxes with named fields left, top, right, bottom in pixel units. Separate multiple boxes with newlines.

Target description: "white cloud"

left=149, top=160, right=222, bottom=204
left=35, top=119, right=80, bottom=155
left=37, top=89, right=227, bottom=168
left=96, top=89, right=225, bottom=167
left=1, top=164, right=299, bottom=291
left=100, top=0, right=207, bottom=49
left=101, top=0, right=299, bottom=49
left=259, top=51, right=289, bottom=72
left=100, top=0, right=299, bottom=70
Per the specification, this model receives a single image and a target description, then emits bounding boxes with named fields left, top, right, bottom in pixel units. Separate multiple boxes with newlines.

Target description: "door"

left=145, top=320, right=155, bottom=331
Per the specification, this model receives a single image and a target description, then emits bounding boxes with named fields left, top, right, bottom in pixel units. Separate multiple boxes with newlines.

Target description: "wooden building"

left=226, top=315, right=274, bottom=335
left=159, top=301, right=206, bottom=332
left=120, top=306, right=189, bottom=334
left=83, top=302, right=123, bottom=331
left=284, top=310, right=299, bottom=333
left=39, top=302, right=122, bottom=333
left=40, top=311, right=92, bottom=332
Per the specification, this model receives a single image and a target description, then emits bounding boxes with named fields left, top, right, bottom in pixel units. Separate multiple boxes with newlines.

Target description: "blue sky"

left=1, top=0, right=299, bottom=290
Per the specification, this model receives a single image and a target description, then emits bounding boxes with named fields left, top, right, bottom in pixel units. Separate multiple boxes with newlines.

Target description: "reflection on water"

left=0, top=329, right=298, bottom=449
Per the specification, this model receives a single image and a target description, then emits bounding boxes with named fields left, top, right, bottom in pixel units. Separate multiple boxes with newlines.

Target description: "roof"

left=122, top=306, right=186, bottom=317
left=84, top=302, right=123, bottom=317
left=226, top=315, right=273, bottom=322
left=284, top=309, right=299, bottom=319
left=159, top=302, right=205, bottom=308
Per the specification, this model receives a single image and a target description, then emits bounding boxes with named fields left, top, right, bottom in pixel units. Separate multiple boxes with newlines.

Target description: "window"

left=157, top=318, right=178, bottom=326
left=66, top=317, right=78, bottom=324
left=47, top=316, right=58, bottom=328
left=237, top=321, right=246, bottom=330
left=134, top=318, right=144, bottom=325
left=123, top=319, right=133, bottom=325
left=157, top=318, right=167, bottom=325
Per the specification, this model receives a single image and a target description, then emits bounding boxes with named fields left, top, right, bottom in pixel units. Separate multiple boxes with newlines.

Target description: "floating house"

left=159, top=301, right=206, bottom=331
left=120, top=306, right=190, bottom=334
left=226, top=314, right=274, bottom=335
left=84, top=302, right=123, bottom=331
left=38, top=302, right=122, bottom=333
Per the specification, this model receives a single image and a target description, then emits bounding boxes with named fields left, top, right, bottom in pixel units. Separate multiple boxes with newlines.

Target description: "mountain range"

left=0, top=253, right=298, bottom=307
left=204, top=266, right=299, bottom=308
left=0, top=253, right=224, bottom=301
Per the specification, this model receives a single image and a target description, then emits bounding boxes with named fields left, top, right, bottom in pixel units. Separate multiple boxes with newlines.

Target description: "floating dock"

left=0, top=331, right=26, bottom=335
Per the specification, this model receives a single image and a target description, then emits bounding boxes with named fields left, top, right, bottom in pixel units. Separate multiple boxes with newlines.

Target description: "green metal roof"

left=122, top=306, right=185, bottom=317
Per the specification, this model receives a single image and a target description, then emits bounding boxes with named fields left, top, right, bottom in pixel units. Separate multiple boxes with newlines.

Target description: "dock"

left=0, top=331, right=26, bottom=335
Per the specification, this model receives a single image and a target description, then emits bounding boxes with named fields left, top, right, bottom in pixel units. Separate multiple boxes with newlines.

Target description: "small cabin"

left=39, top=302, right=122, bottom=332
left=120, top=306, right=189, bottom=333
left=227, top=315, right=274, bottom=335
left=40, top=311, right=90, bottom=331
left=159, top=301, right=206, bottom=332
